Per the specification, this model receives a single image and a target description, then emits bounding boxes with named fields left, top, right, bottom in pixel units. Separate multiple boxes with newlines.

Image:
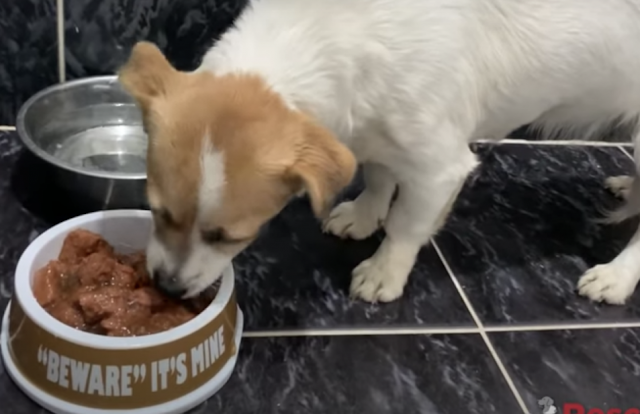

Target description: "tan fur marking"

left=118, top=41, right=357, bottom=274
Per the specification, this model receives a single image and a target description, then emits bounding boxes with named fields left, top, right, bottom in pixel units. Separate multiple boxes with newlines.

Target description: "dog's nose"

left=152, top=270, right=187, bottom=299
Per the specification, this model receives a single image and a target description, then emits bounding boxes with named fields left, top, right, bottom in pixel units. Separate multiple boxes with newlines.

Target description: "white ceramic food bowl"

left=0, top=210, right=243, bottom=414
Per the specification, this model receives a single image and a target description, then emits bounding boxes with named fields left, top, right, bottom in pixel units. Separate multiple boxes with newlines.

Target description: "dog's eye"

left=201, top=229, right=225, bottom=244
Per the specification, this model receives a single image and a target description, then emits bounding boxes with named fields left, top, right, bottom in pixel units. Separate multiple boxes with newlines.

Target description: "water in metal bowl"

left=50, top=125, right=147, bottom=175
left=16, top=76, right=148, bottom=210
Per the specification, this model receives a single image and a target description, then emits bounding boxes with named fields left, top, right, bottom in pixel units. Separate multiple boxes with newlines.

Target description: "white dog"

left=118, top=0, right=640, bottom=304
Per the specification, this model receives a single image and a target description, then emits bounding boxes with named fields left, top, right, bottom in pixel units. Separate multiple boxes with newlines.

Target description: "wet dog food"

left=32, top=229, right=218, bottom=336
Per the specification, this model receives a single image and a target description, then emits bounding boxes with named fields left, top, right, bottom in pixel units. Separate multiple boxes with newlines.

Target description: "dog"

left=118, top=0, right=640, bottom=304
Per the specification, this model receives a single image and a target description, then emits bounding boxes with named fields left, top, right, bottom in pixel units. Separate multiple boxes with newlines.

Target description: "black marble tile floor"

left=435, top=144, right=640, bottom=326
left=1, top=130, right=640, bottom=413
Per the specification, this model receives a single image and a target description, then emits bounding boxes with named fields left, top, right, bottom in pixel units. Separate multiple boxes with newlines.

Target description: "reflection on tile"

left=491, top=329, right=640, bottom=412
left=0, top=0, right=58, bottom=124
left=0, top=133, right=49, bottom=308
left=507, top=124, right=634, bottom=142
left=232, top=177, right=474, bottom=330
left=0, top=132, right=50, bottom=413
left=436, top=144, right=640, bottom=325
left=206, top=334, right=521, bottom=414
left=0, top=358, right=45, bottom=414
left=65, top=0, right=248, bottom=78
left=10, top=149, right=105, bottom=225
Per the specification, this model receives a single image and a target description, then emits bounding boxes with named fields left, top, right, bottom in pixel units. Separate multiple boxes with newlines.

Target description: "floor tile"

left=0, top=333, right=521, bottom=414
left=65, top=0, right=248, bottom=78
left=436, top=144, right=640, bottom=325
left=0, top=0, right=58, bottom=124
left=0, top=133, right=49, bottom=315
left=235, top=191, right=474, bottom=330
left=204, top=334, right=522, bottom=414
left=624, top=146, right=635, bottom=157
left=0, top=360, right=43, bottom=414
left=490, top=328, right=640, bottom=413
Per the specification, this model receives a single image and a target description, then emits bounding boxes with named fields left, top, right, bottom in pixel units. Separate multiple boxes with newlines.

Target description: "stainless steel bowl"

left=16, top=76, right=148, bottom=210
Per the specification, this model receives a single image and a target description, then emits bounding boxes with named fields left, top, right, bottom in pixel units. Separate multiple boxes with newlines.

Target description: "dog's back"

left=203, top=0, right=640, bottom=133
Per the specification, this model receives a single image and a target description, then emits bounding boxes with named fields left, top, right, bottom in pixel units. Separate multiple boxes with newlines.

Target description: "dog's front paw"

left=349, top=254, right=409, bottom=303
left=605, top=175, right=634, bottom=199
left=577, top=263, right=639, bottom=305
left=323, top=199, right=385, bottom=240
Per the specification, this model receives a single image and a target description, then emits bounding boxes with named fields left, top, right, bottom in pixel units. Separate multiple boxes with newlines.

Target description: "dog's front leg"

left=349, top=146, right=478, bottom=303
left=578, top=223, right=640, bottom=304
left=323, top=163, right=397, bottom=240
left=578, top=132, right=640, bottom=305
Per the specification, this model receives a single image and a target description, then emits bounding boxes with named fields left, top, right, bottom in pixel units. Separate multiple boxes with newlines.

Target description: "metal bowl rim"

left=16, top=75, right=147, bottom=180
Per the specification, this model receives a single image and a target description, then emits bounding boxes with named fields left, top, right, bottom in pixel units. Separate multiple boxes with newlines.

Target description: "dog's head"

left=118, top=42, right=356, bottom=298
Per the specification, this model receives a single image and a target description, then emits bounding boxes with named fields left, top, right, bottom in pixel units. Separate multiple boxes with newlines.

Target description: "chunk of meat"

left=101, top=308, right=154, bottom=337
left=32, top=261, right=67, bottom=306
left=186, top=283, right=220, bottom=313
left=33, top=229, right=218, bottom=337
left=146, top=306, right=196, bottom=333
left=77, top=286, right=132, bottom=323
left=117, top=251, right=151, bottom=285
left=58, top=229, right=114, bottom=263
left=129, top=287, right=167, bottom=309
left=75, top=253, right=137, bottom=288
left=45, top=301, right=86, bottom=330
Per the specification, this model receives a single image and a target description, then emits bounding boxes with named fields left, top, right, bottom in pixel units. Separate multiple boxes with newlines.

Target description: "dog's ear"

left=118, top=41, right=177, bottom=106
left=288, top=121, right=357, bottom=218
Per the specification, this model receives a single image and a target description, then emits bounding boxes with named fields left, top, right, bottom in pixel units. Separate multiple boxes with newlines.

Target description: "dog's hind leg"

left=605, top=175, right=634, bottom=200
left=578, top=219, right=640, bottom=305
left=578, top=129, right=640, bottom=305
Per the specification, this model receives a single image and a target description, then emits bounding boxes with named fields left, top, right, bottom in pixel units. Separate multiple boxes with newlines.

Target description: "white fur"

left=605, top=175, right=634, bottom=200
left=182, top=134, right=231, bottom=297
left=198, top=0, right=640, bottom=303
left=180, top=233, right=234, bottom=298
left=198, top=133, right=226, bottom=217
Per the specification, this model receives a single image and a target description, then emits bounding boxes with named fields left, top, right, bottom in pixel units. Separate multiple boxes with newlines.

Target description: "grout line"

left=475, top=138, right=632, bottom=147
left=619, top=145, right=634, bottom=161
left=240, top=320, right=640, bottom=338
left=56, top=0, right=66, bottom=83
left=0, top=126, right=16, bottom=131
left=484, top=321, right=640, bottom=333
left=241, top=326, right=481, bottom=338
left=432, top=239, right=531, bottom=414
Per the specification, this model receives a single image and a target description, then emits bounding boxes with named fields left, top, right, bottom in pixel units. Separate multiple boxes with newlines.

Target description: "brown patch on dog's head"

left=118, top=41, right=357, bottom=297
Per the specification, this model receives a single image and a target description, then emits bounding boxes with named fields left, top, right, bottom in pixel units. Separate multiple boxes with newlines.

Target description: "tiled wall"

left=0, top=0, right=248, bottom=125
left=0, top=0, right=633, bottom=141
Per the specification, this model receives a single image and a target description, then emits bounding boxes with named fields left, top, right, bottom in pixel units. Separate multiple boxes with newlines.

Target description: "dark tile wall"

left=0, top=0, right=248, bottom=125
left=0, top=0, right=58, bottom=125
left=511, top=123, right=634, bottom=142
left=0, top=0, right=634, bottom=144
left=65, top=0, right=248, bottom=78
